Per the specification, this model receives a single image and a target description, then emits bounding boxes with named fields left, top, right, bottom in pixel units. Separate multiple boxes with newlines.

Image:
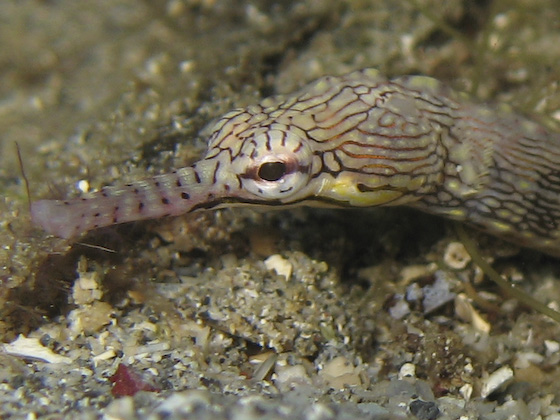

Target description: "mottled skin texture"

left=31, top=69, right=560, bottom=256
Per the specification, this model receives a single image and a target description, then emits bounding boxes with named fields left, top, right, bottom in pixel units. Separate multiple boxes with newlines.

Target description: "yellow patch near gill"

left=326, top=175, right=403, bottom=206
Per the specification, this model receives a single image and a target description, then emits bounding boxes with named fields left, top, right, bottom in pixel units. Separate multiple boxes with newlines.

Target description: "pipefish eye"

left=257, top=161, right=288, bottom=182
left=242, top=153, right=311, bottom=199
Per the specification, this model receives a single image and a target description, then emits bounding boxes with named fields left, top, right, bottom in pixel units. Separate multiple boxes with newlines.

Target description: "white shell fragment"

left=480, top=366, right=514, bottom=398
left=454, top=293, right=491, bottom=333
left=443, top=242, right=471, bottom=270
left=264, top=254, right=293, bottom=279
left=2, top=335, right=72, bottom=364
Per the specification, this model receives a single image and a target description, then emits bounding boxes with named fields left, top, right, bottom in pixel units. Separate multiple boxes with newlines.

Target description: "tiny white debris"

left=250, top=351, right=276, bottom=364
left=245, top=4, right=271, bottom=29
left=514, top=351, right=544, bottom=369
left=72, top=271, right=103, bottom=305
left=545, top=340, right=560, bottom=355
left=304, top=403, right=335, bottom=419
left=154, top=390, right=211, bottom=415
left=2, top=335, right=72, bottom=364
left=76, top=179, right=90, bottom=193
left=398, top=363, right=416, bottom=379
left=68, top=301, right=114, bottom=335
left=399, top=263, right=437, bottom=283
left=481, top=366, right=514, bottom=398
left=253, top=352, right=278, bottom=382
left=493, top=13, right=509, bottom=29
left=133, top=321, right=158, bottom=333
left=179, top=60, right=195, bottom=73
left=134, top=341, right=171, bottom=357
left=264, top=254, right=293, bottom=279
left=455, top=294, right=491, bottom=333
left=104, top=396, right=135, bottom=420
left=320, top=356, right=362, bottom=389
left=274, top=364, right=312, bottom=391
left=92, top=349, right=117, bottom=362
left=181, top=322, right=211, bottom=348
left=443, top=242, right=471, bottom=270
left=459, top=383, right=473, bottom=401
left=400, top=34, right=414, bottom=55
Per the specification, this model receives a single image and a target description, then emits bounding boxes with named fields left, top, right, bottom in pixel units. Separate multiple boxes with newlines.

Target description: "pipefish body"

left=31, top=69, right=560, bottom=257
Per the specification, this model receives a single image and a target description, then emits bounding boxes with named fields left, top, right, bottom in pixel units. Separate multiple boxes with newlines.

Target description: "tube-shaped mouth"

left=30, top=160, right=230, bottom=239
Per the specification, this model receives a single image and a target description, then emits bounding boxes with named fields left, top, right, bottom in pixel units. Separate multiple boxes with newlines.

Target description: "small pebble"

left=389, top=297, right=411, bottom=320
left=409, top=399, right=440, bottom=420
left=422, top=273, right=456, bottom=314
left=406, top=283, right=423, bottom=301
left=398, top=363, right=416, bottom=379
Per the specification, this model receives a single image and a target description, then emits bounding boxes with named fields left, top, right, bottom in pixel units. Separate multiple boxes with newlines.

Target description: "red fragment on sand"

left=109, top=363, right=161, bottom=397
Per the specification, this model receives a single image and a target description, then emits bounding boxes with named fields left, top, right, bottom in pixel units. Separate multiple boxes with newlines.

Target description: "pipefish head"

left=205, top=73, right=444, bottom=210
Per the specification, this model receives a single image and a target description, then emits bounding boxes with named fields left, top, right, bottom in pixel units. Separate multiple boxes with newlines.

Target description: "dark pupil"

left=258, top=161, right=287, bottom=181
